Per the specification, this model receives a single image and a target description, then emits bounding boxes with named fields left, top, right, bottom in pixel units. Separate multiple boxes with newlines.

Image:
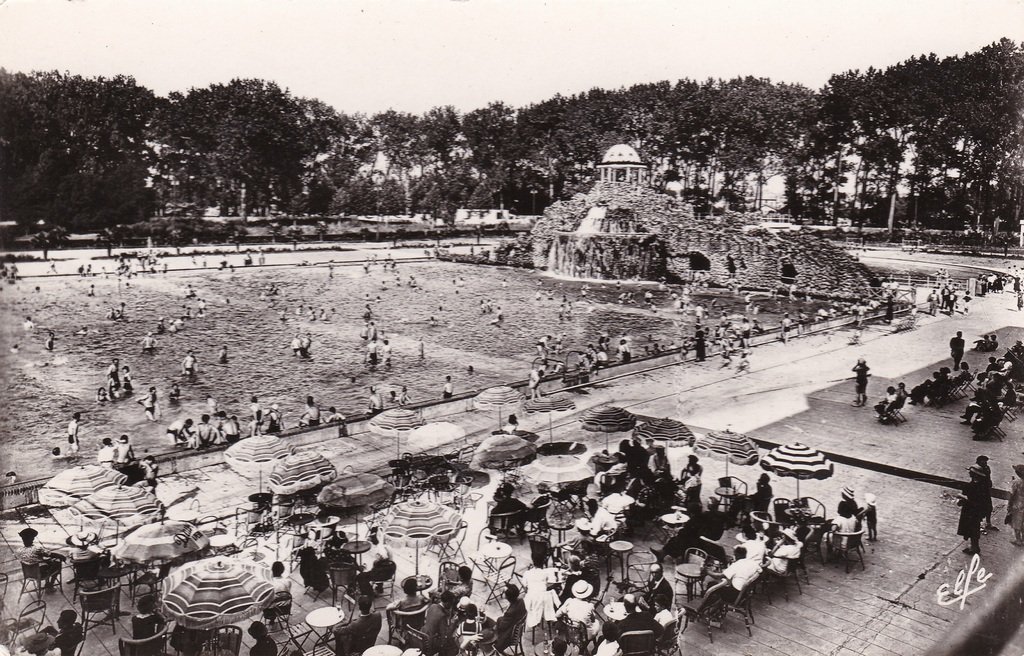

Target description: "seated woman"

left=355, top=534, right=396, bottom=596
left=554, top=580, right=600, bottom=642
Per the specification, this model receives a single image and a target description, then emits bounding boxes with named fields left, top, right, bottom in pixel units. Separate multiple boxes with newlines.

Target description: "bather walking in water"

left=142, top=332, right=157, bottom=353
left=299, top=396, right=321, bottom=427
left=181, top=351, right=198, bottom=379
left=218, top=345, right=228, bottom=364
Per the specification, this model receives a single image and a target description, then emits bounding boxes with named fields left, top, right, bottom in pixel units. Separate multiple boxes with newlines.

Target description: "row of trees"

left=1, top=39, right=1022, bottom=231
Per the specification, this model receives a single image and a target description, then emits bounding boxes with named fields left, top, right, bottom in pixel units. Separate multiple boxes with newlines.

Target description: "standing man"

left=852, top=358, right=870, bottom=407
left=957, top=464, right=989, bottom=555
left=975, top=455, right=998, bottom=533
left=442, top=376, right=454, bottom=400
left=66, top=412, right=81, bottom=455
left=950, top=331, right=966, bottom=370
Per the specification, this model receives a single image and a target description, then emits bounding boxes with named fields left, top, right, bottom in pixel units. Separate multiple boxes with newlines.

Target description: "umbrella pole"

left=549, top=414, right=553, bottom=443
left=415, top=541, right=420, bottom=576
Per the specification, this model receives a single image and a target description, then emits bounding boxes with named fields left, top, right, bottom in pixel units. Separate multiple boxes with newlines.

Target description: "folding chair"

left=483, top=555, right=521, bottom=609
left=1, top=599, right=46, bottom=649
left=264, top=591, right=293, bottom=632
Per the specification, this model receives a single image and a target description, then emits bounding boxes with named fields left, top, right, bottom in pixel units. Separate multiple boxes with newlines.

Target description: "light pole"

left=530, top=190, right=538, bottom=216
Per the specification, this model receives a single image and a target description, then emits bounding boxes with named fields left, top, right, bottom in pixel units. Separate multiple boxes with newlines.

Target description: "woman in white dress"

left=522, top=562, right=560, bottom=629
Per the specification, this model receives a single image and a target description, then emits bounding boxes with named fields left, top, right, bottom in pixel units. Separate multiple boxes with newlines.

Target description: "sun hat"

left=18, top=527, right=38, bottom=542
left=574, top=518, right=592, bottom=533
left=841, top=486, right=855, bottom=500
left=864, top=493, right=876, bottom=507
left=66, top=531, right=98, bottom=548
left=20, top=633, right=55, bottom=655
left=781, top=527, right=800, bottom=542
left=571, top=580, right=594, bottom=599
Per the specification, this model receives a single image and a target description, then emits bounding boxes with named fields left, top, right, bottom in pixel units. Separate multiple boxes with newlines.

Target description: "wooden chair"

left=264, top=591, right=293, bottom=632
left=80, top=585, right=120, bottom=636
left=760, top=555, right=802, bottom=603
left=697, top=537, right=730, bottom=569
left=771, top=498, right=792, bottom=524
left=488, top=510, right=524, bottom=539
left=655, top=615, right=681, bottom=655
left=118, top=628, right=168, bottom=656
left=524, top=499, right=551, bottom=533
left=328, top=564, right=359, bottom=610
left=19, top=562, right=62, bottom=601
left=722, top=577, right=758, bottom=637
left=527, top=533, right=553, bottom=567
left=829, top=530, right=866, bottom=573
left=620, top=629, right=657, bottom=656
left=437, top=561, right=462, bottom=592
left=206, top=625, right=242, bottom=656
left=794, top=497, right=827, bottom=523
left=70, top=558, right=104, bottom=601
left=1, top=599, right=46, bottom=649
left=497, top=618, right=527, bottom=656
left=386, top=606, right=428, bottom=646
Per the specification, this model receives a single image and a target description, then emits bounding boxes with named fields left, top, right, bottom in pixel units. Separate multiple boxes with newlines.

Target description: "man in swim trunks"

left=67, top=412, right=81, bottom=454
left=142, top=332, right=157, bottom=353
left=167, top=418, right=194, bottom=447
left=181, top=351, right=198, bottom=377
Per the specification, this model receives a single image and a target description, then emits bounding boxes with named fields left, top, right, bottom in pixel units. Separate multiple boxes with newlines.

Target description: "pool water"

left=0, top=260, right=826, bottom=479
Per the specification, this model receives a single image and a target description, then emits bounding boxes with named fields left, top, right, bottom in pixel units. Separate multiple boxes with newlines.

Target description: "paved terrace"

left=1, top=263, right=1022, bottom=655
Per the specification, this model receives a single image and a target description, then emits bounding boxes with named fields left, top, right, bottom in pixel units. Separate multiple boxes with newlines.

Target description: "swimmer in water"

left=142, top=332, right=157, bottom=353
left=218, top=345, right=228, bottom=364
left=181, top=351, right=198, bottom=378
left=96, top=387, right=109, bottom=403
left=137, top=386, right=159, bottom=421
left=44, top=330, right=55, bottom=351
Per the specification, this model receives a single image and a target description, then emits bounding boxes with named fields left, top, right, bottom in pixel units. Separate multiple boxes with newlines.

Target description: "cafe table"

left=306, top=606, right=346, bottom=644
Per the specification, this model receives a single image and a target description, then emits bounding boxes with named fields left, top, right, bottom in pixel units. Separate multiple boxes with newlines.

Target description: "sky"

left=1, top=0, right=1022, bottom=115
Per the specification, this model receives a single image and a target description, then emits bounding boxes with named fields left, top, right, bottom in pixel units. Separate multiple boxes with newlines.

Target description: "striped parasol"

left=693, top=429, right=759, bottom=476
left=634, top=418, right=695, bottom=445
left=161, top=557, right=275, bottom=629
left=407, top=422, right=467, bottom=452
left=38, top=465, right=127, bottom=508
left=317, top=472, right=395, bottom=510
left=524, top=394, right=577, bottom=442
left=581, top=406, right=636, bottom=448
left=475, top=386, right=525, bottom=431
left=760, top=442, right=834, bottom=497
left=472, top=433, right=537, bottom=469
left=224, top=434, right=294, bottom=479
left=369, top=408, right=424, bottom=457
left=581, top=406, right=636, bottom=433
left=521, top=455, right=593, bottom=488
left=112, top=521, right=209, bottom=564
left=268, top=452, right=337, bottom=495
left=381, top=499, right=461, bottom=574
left=70, top=485, right=162, bottom=529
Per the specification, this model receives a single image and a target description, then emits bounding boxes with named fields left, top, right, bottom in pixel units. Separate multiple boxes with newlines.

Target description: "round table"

left=660, top=513, right=689, bottom=526
left=363, top=647, right=403, bottom=656
left=287, top=513, right=315, bottom=529
left=608, top=540, right=633, bottom=580
left=341, top=540, right=372, bottom=565
left=603, top=601, right=627, bottom=621
left=209, top=534, right=235, bottom=548
left=402, top=574, right=433, bottom=592
left=676, top=563, right=703, bottom=601
left=548, top=518, right=574, bottom=543
left=477, top=541, right=512, bottom=560
left=306, top=606, right=345, bottom=629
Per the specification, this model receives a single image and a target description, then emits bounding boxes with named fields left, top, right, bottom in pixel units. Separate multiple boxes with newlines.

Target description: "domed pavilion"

left=597, top=144, right=649, bottom=185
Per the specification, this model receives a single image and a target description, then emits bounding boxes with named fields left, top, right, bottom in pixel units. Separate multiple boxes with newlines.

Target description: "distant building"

left=596, top=144, right=649, bottom=186
left=454, top=209, right=515, bottom=225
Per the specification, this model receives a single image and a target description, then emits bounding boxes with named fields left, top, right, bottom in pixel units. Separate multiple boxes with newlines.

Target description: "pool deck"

left=1, top=258, right=1023, bottom=655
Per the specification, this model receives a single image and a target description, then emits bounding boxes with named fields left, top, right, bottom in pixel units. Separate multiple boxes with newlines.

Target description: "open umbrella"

left=472, top=433, right=537, bottom=469
left=693, top=429, right=759, bottom=476
left=224, top=435, right=294, bottom=480
left=407, top=422, right=467, bottom=452
left=474, top=386, right=524, bottom=431
left=524, top=395, right=577, bottom=442
left=581, top=406, right=636, bottom=449
left=634, top=418, right=694, bottom=445
left=381, top=499, right=461, bottom=575
left=521, top=455, right=593, bottom=488
left=759, top=442, right=834, bottom=497
left=161, top=557, right=275, bottom=629
left=69, top=485, right=162, bottom=530
left=268, top=452, right=337, bottom=495
left=38, top=466, right=127, bottom=508
left=317, top=472, right=395, bottom=510
left=112, top=520, right=209, bottom=565
left=369, top=408, right=424, bottom=457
